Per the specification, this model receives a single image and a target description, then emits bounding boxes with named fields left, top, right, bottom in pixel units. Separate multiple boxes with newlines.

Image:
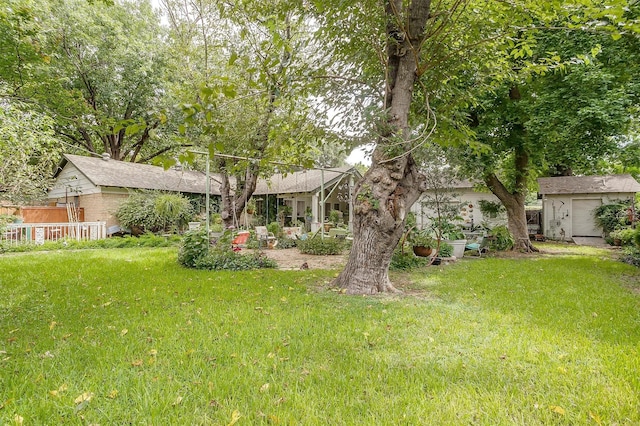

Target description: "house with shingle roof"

left=47, top=154, right=360, bottom=230
left=537, top=174, right=640, bottom=240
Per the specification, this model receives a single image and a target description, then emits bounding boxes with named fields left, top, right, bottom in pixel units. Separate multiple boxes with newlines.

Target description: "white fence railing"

left=1, top=222, right=107, bottom=246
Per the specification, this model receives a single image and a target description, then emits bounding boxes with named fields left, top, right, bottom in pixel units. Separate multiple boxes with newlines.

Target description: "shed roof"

left=254, top=167, right=356, bottom=195
left=537, top=174, right=640, bottom=195
left=58, top=154, right=214, bottom=194
left=56, top=154, right=359, bottom=196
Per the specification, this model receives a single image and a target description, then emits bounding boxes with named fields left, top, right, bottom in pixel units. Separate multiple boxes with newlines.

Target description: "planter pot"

left=413, top=246, right=433, bottom=257
left=446, top=239, right=467, bottom=258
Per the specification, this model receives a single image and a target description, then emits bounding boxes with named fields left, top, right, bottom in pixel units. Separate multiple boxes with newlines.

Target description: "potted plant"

left=329, top=209, right=343, bottom=227
left=410, top=229, right=435, bottom=257
left=246, top=198, right=256, bottom=215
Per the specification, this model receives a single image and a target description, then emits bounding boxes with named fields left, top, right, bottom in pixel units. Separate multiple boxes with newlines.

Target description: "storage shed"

left=537, top=174, right=640, bottom=240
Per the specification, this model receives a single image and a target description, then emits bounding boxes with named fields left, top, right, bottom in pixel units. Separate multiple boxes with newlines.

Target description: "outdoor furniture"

left=282, top=226, right=302, bottom=239
left=465, top=236, right=488, bottom=256
left=231, top=231, right=250, bottom=249
left=255, top=226, right=277, bottom=249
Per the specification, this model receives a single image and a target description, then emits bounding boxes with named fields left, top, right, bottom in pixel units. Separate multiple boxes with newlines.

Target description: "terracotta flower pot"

left=413, top=246, right=433, bottom=257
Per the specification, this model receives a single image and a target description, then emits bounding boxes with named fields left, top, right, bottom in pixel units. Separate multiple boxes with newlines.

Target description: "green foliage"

left=436, top=241, right=454, bottom=258
left=488, top=225, right=515, bottom=251
left=478, top=200, right=505, bottom=216
left=276, top=237, right=297, bottom=249
left=0, top=214, right=16, bottom=235
left=2, top=0, right=171, bottom=162
left=116, top=191, right=195, bottom=233
left=390, top=247, right=429, bottom=270
left=328, top=209, right=343, bottom=225
left=610, top=228, right=637, bottom=246
left=194, top=248, right=277, bottom=271
left=621, top=246, right=640, bottom=267
left=178, top=228, right=277, bottom=270
left=267, top=221, right=282, bottom=237
left=594, top=202, right=632, bottom=234
left=153, top=193, right=195, bottom=231
left=0, top=233, right=179, bottom=254
left=410, top=229, right=435, bottom=248
left=177, top=229, right=209, bottom=268
left=297, top=237, right=345, bottom=255
left=0, top=101, right=62, bottom=203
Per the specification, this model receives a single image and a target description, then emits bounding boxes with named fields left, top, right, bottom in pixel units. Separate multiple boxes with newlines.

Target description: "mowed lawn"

left=1, top=246, right=639, bottom=425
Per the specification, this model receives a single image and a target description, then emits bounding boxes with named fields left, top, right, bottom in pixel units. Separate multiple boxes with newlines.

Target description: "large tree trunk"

left=333, top=0, right=431, bottom=294
left=485, top=173, right=538, bottom=252
left=219, top=161, right=260, bottom=229
left=334, top=155, right=425, bottom=293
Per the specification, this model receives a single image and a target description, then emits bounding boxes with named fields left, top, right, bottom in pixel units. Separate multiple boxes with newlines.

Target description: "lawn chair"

left=231, top=231, right=250, bottom=250
left=255, top=226, right=278, bottom=249
left=465, top=235, right=488, bottom=256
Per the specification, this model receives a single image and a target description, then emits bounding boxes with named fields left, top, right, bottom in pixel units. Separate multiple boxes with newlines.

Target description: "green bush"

left=621, top=246, right=640, bottom=267
left=267, top=221, right=281, bottom=237
left=0, top=233, right=179, bottom=253
left=178, top=229, right=209, bottom=268
left=488, top=225, right=514, bottom=251
left=297, top=237, right=345, bottom=255
left=610, top=228, right=637, bottom=246
left=116, top=191, right=195, bottom=233
left=194, top=248, right=277, bottom=271
left=390, top=247, right=429, bottom=270
left=276, top=237, right=297, bottom=249
left=593, top=202, right=631, bottom=234
left=436, top=241, right=454, bottom=257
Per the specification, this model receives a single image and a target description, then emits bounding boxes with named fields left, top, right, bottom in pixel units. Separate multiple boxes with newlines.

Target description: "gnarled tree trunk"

left=333, top=0, right=431, bottom=294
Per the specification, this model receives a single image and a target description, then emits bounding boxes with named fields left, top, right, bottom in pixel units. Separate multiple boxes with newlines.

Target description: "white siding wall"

left=48, top=164, right=100, bottom=200
left=542, top=192, right=635, bottom=239
left=411, top=190, right=504, bottom=230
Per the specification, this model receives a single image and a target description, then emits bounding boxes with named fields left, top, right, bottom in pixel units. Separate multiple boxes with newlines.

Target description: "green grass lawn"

left=1, top=245, right=639, bottom=425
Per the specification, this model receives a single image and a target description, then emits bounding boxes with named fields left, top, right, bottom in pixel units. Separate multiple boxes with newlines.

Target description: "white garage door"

left=572, top=199, right=602, bottom=237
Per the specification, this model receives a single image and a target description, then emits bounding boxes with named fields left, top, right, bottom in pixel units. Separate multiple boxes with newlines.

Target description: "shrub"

left=117, top=191, right=195, bottom=233
left=610, top=228, right=637, bottom=246
left=297, top=237, right=345, bottom=255
left=0, top=233, right=180, bottom=253
left=267, top=222, right=281, bottom=237
left=436, top=241, right=454, bottom=257
left=277, top=237, right=297, bottom=249
left=178, top=229, right=209, bottom=268
left=194, top=248, right=278, bottom=271
left=621, top=246, right=640, bottom=267
left=487, top=225, right=514, bottom=251
left=593, top=202, right=631, bottom=235
left=390, top=247, right=429, bottom=270
left=154, top=193, right=194, bottom=232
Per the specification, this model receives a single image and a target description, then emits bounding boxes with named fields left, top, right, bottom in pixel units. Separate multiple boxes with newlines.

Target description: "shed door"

left=572, top=199, right=602, bottom=237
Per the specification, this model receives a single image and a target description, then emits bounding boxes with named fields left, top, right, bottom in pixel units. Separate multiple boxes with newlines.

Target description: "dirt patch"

left=248, top=247, right=349, bottom=270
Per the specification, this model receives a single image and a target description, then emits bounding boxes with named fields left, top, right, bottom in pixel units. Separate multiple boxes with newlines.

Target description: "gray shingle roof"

left=58, top=154, right=359, bottom=196
left=537, top=174, right=640, bottom=195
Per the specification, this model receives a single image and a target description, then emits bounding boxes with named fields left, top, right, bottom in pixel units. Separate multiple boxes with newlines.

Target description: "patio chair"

left=231, top=231, right=250, bottom=250
left=465, top=235, right=488, bottom=256
left=255, top=226, right=278, bottom=249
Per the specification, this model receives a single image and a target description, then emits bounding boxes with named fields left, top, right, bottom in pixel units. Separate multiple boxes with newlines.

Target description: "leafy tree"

left=1, top=0, right=180, bottom=162
left=165, top=0, right=333, bottom=228
left=324, top=0, right=639, bottom=293
left=0, top=98, right=62, bottom=203
left=446, top=28, right=639, bottom=251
